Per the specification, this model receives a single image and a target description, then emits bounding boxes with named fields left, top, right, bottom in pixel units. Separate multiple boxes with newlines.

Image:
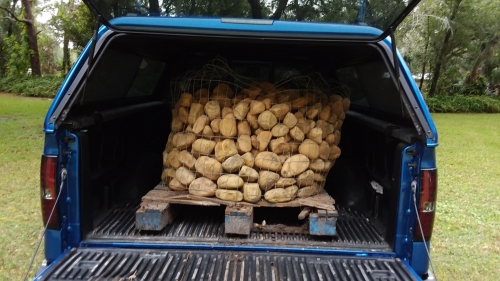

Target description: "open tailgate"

left=35, top=248, right=421, bottom=280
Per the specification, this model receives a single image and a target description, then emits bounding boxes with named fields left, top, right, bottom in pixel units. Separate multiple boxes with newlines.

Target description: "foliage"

left=425, top=94, right=500, bottom=113
left=0, top=75, right=64, bottom=97
left=1, top=31, right=31, bottom=75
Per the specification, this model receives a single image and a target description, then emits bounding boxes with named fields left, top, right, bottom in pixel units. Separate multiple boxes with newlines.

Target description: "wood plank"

left=298, top=207, right=312, bottom=220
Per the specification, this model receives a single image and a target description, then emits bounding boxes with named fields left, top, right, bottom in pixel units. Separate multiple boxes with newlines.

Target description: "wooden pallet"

left=136, top=184, right=337, bottom=236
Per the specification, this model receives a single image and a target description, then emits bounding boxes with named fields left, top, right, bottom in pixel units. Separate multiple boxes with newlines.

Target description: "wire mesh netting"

left=162, top=57, right=350, bottom=203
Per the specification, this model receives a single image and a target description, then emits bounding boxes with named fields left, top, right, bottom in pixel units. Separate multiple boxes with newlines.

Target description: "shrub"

left=0, top=75, right=64, bottom=98
left=425, top=94, right=500, bottom=113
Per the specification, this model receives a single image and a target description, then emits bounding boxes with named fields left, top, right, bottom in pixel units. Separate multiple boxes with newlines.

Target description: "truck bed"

left=85, top=204, right=391, bottom=252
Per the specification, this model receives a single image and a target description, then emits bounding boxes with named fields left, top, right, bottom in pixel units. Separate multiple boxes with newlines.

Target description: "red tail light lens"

left=414, top=169, right=438, bottom=242
left=40, top=155, right=60, bottom=230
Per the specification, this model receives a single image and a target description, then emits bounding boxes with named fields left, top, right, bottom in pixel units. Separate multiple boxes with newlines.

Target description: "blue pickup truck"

left=34, top=0, right=438, bottom=280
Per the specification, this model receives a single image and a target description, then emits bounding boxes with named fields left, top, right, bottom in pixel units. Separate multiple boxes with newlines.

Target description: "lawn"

left=431, top=114, right=500, bottom=280
left=0, top=94, right=498, bottom=280
left=0, top=94, right=52, bottom=280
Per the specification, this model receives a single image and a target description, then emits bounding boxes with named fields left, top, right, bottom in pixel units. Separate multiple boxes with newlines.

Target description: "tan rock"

left=217, top=174, right=244, bottom=189
left=254, top=151, right=282, bottom=172
left=193, top=115, right=209, bottom=134
left=271, top=124, right=289, bottom=137
left=329, top=144, right=341, bottom=160
left=167, top=148, right=182, bottom=169
left=258, top=171, right=280, bottom=191
left=188, top=103, right=204, bottom=125
left=297, top=184, right=320, bottom=198
left=233, top=101, right=250, bottom=120
left=269, top=137, right=290, bottom=155
left=169, top=178, right=187, bottom=191
left=289, top=126, right=305, bottom=142
left=297, top=170, right=315, bottom=187
left=214, top=139, right=238, bottom=162
left=250, top=100, right=266, bottom=115
left=178, top=150, right=197, bottom=169
left=213, top=83, right=234, bottom=98
left=215, top=189, right=243, bottom=202
left=221, top=154, right=245, bottom=172
left=261, top=98, right=272, bottom=110
left=306, top=103, right=322, bottom=119
left=282, top=112, right=298, bottom=129
left=309, top=159, right=325, bottom=172
left=237, top=134, right=252, bottom=153
left=269, top=104, right=290, bottom=120
left=220, top=113, right=238, bottom=137
left=343, top=97, right=351, bottom=112
left=257, top=110, right=278, bottom=130
left=192, top=139, right=216, bottom=155
left=243, top=183, right=262, bottom=203
left=177, top=93, right=193, bottom=107
left=319, top=105, right=331, bottom=121
left=210, top=118, right=221, bottom=133
left=298, top=139, right=320, bottom=160
left=242, top=152, right=255, bottom=168
left=319, top=141, right=330, bottom=160
left=189, top=177, right=217, bottom=196
left=202, top=125, right=213, bottom=138
left=296, top=119, right=315, bottom=135
left=195, top=156, right=223, bottom=180
left=275, top=177, right=297, bottom=188
left=239, top=165, right=259, bottom=182
left=257, top=131, right=273, bottom=151
left=247, top=112, right=260, bottom=130
left=307, top=127, right=323, bottom=144
left=204, top=100, right=221, bottom=121
left=161, top=168, right=176, bottom=182
left=285, top=185, right=299, bottom=199
left=171, top=117, right=184, bottom=132
left=221, top=107, right=233, bottom=117
left=176, top=166, right=195, bottom=185
left=264, top=188, right=293, bottom=203
left=178, top=106, right=189, bottom=123
left=237, top=120, right=251, bottom=136
left=281, top=154, right=310, bottom=177
left=194, top=88, right=209, bottom=98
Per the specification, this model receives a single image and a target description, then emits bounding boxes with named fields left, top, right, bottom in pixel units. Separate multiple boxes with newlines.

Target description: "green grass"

left=0, top=93, right=52, bottom=280
left=0, top=94, right=499, bottom=280
left=432, top=114, right=500, bottom=280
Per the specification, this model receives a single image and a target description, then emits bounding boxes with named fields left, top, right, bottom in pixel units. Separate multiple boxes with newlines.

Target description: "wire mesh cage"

left=162, top=57, right=350, bottom=203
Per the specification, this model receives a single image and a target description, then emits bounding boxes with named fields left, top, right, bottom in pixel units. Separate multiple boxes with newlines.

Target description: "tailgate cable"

left=23, top=168, right=67, bottom=281
left=412, top=181, right=439, bottom=281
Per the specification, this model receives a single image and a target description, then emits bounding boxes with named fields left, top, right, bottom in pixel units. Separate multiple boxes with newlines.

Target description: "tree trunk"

left=270, top=0, right=289, bottom=20
left=149, top=0, right=160, bottom=16
left=247, top=0, right=262, bottom=19
left=20, top=0, right=41, bottom=76
left=428, top=0, right=462, bottom=96
left=465, top=33, right=500, bottom=85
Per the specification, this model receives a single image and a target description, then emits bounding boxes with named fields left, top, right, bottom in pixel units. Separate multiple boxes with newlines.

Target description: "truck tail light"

left=40, top=155, right=60, bottom=230
left=414, top=168, right=437, bottom=242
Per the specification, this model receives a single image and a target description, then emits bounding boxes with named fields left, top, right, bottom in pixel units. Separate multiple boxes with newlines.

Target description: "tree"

left=0, top=0, right=41, bottom=75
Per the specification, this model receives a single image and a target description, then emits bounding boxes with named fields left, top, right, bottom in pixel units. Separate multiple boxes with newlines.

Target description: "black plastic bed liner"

left=37, top=248, right=418, bottom=281
left=86, top=203, right=390, bottom=251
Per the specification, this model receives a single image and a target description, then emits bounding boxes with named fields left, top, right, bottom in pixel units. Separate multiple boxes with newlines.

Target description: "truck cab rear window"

left=337, top=61, right=404, bottom=116
left=82, top=49, right=165, bottom=103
